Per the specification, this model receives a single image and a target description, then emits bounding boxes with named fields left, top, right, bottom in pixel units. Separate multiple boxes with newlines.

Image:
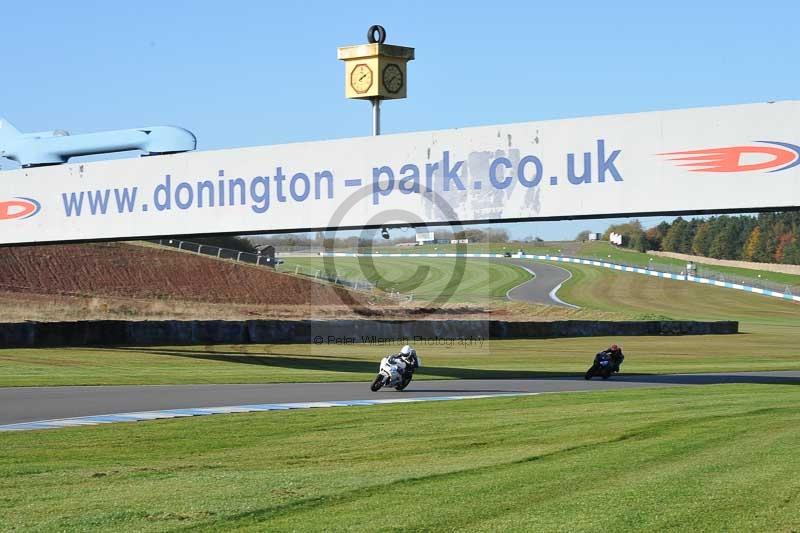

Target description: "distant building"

left=416, top=231, right=435, bottom=245
left=588, top=232, right=601, bottom=241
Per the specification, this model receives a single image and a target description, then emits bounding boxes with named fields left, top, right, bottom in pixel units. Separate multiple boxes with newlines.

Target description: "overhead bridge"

left=1, top=101, right=798, bottom=246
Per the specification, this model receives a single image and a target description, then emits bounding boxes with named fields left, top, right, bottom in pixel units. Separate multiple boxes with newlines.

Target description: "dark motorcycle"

left=584, top=351, right=616, bottom=380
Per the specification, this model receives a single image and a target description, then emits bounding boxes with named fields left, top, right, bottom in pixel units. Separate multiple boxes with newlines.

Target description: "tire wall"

left=0, top=319, right=738, bottom=349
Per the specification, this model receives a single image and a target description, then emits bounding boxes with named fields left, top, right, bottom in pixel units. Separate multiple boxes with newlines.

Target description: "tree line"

left=600, top=212, right=800, bottom=265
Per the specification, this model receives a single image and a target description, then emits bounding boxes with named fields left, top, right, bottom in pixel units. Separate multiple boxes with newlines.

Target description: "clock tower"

left=338, top=26, right=414, bottom=136
left=337, top=26, right=415, bottom=101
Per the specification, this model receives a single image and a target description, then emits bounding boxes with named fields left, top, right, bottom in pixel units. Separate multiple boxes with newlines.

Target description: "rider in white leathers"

left=389, top=344, right=421, bottom=381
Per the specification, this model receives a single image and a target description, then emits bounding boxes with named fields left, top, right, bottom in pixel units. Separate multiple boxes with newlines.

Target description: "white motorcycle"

left=370, top=355, right=416, bottom=392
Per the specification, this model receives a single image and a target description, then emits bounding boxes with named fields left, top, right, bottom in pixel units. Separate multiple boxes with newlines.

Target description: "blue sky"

left=2, top=1, right=797, bottom=239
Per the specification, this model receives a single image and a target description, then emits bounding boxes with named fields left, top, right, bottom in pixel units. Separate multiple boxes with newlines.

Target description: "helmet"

left=610, top=344, right=619, bottom=350
left=400, top=345, right=414, bottom=355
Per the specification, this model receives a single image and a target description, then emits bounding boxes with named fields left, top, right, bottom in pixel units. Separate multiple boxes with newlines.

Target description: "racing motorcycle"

left=370, top=355, right=415, bottom=392
left=584, top=351, right=616, bottom=380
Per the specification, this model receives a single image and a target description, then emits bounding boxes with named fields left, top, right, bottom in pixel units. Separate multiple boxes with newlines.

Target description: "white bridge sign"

left=1, top=101, right=799, bottom=245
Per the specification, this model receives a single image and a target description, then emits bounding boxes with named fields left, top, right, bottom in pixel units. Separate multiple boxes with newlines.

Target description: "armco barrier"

left=0, top=319, right=738, bottom=348
left=321, top=252, right=800, bottom=303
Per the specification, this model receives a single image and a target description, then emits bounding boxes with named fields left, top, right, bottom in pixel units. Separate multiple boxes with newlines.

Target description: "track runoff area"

left=2, top=372, right=799, bottom=431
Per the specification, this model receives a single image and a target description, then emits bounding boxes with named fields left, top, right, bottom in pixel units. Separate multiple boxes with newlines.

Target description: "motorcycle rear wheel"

left=370, top=374, right=384, bottom=392
left=395, top=375, right=412, bottom=391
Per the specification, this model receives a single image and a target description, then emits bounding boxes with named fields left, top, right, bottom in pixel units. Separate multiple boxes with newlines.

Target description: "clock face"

left=350, top=64, right=373, bottom=94
left=382, top=63, right=404, bottom=94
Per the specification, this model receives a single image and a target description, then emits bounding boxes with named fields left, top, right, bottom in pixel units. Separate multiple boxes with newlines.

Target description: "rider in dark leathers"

left=602, top=344, right=624, bottom=372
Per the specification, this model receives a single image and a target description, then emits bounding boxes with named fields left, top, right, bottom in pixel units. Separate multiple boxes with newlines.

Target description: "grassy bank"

left=2, top=385, right=799, bottom=531
left=575, top=241, right=800, bottom=286
left=336, top=240, right=800, bottom=286
left=553, top=262, right=799, bottom=326
left=1, top=326, right=798, bottom=387
left=360, top=242, right=565, bottom=256
left=280, top=257, right=531, bottom=302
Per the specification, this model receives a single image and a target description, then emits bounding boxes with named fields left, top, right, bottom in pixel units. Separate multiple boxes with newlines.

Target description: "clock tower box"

left=337, top=43, right=415, bottom=100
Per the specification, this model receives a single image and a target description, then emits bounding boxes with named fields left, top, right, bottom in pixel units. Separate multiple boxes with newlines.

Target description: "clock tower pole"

left=372, top=99, right=381, bottom=136
left=337, top=25, right=414, bottom=137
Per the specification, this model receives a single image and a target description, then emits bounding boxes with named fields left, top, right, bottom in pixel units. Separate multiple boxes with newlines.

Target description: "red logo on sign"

left=0, top=198, right=41, bottom=221
left=659, top=141, right=800, bottom=173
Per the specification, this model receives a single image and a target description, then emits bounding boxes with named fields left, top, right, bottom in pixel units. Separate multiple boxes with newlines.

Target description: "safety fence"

left=320, top=252, right=800, bottom=303
left=274, top=262, right=413, bottom=302
left=153, top=239, right=274, bottom=266
left=275, top=262, right=372, bottom=291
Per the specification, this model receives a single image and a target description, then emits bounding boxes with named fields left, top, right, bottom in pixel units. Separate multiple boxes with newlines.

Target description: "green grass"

left=553, top=261, right=799, bottom=327
left=322, top=239, right=800, bottom=286
left=356, top=242, right=565, bottom=255
left=2, top=385, right=799, bottom=531
left=577, top=241, right=800, bottom=287
left=2, top=326, right=800, bottom=387
left=281, top=257, right=532, bottom=302
left=294, top=253, right=799, bottom=326
left=578, top=241, right=687, bottom=269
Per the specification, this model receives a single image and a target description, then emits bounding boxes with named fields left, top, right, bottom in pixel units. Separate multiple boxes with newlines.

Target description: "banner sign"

left=1, top=101, right=799, bottom=245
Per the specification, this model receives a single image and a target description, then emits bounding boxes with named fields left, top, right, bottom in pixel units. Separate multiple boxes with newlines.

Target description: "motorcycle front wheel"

left=584, top=367, right=595, bottom=380
left=370, top=374, right=384, bottom=392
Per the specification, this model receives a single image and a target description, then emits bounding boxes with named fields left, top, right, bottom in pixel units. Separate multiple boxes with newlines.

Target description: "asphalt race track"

left=504, top=259, right=576, bottom=307
left=2, top=371, right=799, bottom=426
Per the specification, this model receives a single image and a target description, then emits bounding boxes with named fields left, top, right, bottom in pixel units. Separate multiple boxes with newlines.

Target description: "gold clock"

left=338, top=38, right=414, bottom=100
left=350, top=64, right=373, bottom=94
